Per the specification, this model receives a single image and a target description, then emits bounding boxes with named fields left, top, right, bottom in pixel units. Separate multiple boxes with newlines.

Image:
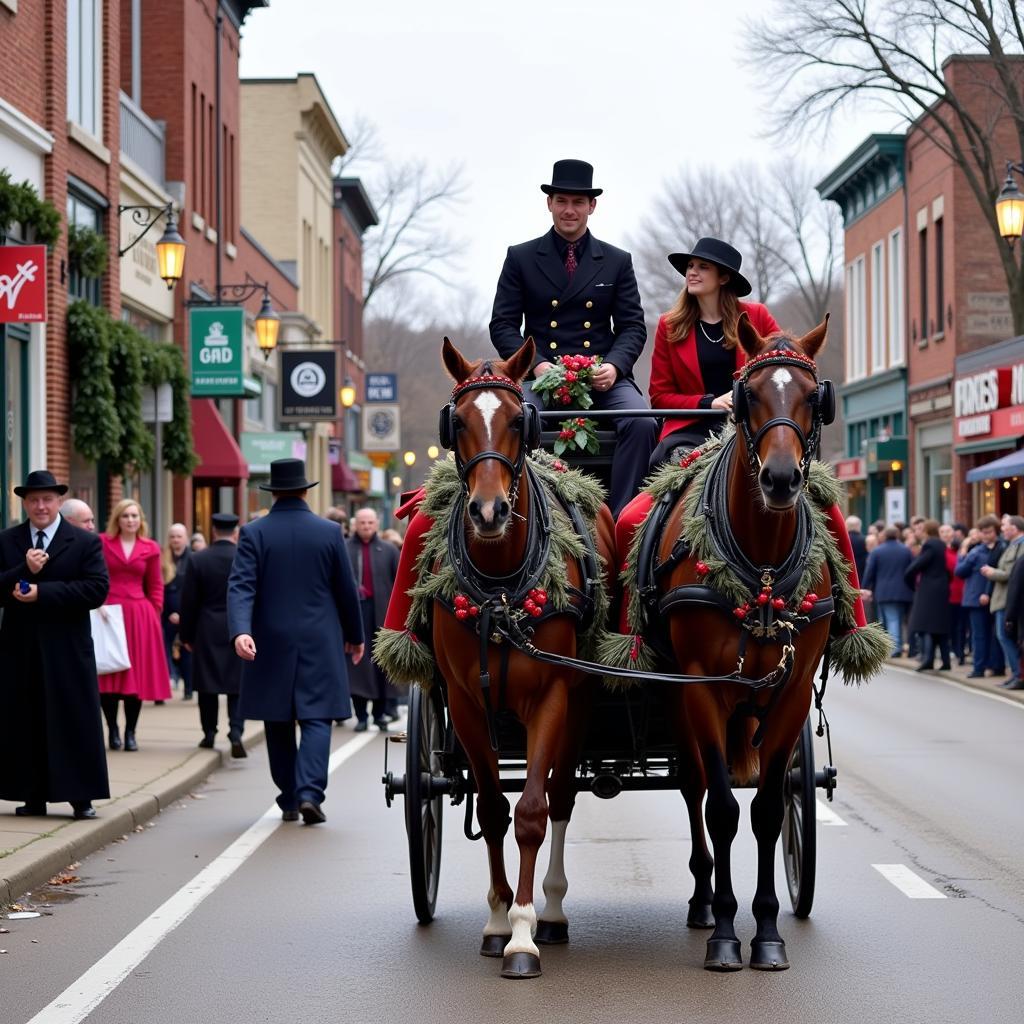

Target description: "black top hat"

left=540, top=159, right=603, bottom=198
left=14, top=469, right=69, bottom=498
left=211, top=512, right=240, bottom=530
left=667, top=237, right=752, bottom=297
left=258, top=458, right=319, bottom=493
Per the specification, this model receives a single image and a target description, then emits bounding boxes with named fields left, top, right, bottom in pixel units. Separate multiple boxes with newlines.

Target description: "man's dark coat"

left=0, top=517, right=110, bottom=803
left=178, top=539, right=242, bottom=696
left=905, top=537, right=952, bottom=636
left=489, top=228, right=647, bottom=377
left=227, top=498, right=364, bottom=721
left=345, top=533, right=399, bottom=702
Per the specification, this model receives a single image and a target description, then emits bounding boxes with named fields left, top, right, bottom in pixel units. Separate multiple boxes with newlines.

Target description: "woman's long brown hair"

left=664, top=285, right=742, bottom=349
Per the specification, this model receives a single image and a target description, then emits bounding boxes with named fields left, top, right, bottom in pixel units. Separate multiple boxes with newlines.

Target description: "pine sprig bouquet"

left=554, top=416, right=601, bottom=456
left=532, top=354, right=602, bottom=408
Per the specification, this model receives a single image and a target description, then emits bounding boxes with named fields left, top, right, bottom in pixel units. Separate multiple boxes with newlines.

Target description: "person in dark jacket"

left=0, top=471, right=110, bottom=819
left=161, top=522, right=192, bottom=699
left=862, top=525, right=914, bottom=656
left=344, top=508, right=401, bottom=731
left=1000, top=555, right=1024, bottom=689
left=489, top=159, right=654, bottom=514
left=846, top=515, right=868, bottom=584
left=227, top=460, right=364, bottom=825
left=905, top=519, right=952, bottom=671
left=179, top=513, right=246, bottom=756
left=955, top=515, right=1006, bottom=678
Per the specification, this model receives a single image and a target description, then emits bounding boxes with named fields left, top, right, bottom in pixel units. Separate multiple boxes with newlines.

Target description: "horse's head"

left=734, top=313, right=834, bottom=511
left=441, top=335, right=537, bottom=539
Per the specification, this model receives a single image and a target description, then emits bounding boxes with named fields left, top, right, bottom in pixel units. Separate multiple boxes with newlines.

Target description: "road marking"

left=886, top=662, right=1024, bottom=711
left=26, top=729, right=380, bottom=1024
left=815, top=799, right=846, bottom=826
left=872, top=863, right=947, bottom=899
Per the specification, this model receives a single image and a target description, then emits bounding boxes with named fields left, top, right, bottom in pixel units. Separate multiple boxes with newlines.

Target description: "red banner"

left=0, top=245, right=47, bottom=323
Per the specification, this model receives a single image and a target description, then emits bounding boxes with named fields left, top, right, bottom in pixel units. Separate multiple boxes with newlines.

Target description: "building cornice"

left=0, top=97, right=54, bottom=155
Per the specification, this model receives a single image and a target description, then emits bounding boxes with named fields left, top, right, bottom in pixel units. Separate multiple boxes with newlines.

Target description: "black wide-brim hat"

left=14, top=469, right=68, bottom=497
left=258, top=458, right=319, bottom=492
left=540, top=159, right=603, bottom=198
left=667, top=237, right=752, bottom=297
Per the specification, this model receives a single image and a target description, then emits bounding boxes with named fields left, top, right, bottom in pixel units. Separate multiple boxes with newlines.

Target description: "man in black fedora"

left=179, top=512, right=246, bottom=756
left=489, top=158, right=655, bottom=514
left=0, top=470, right=110, bottom=819
left=227, top=459, right=364, bottom=824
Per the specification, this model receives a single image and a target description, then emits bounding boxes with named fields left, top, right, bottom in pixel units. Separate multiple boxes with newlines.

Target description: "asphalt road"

left=2, top=663, right=1022, bottom=1024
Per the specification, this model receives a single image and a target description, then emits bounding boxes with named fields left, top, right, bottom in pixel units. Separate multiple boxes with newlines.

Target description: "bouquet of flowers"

left=532, top=354, right=602, bottom=408
left=554, top=416, right=601, bottom=457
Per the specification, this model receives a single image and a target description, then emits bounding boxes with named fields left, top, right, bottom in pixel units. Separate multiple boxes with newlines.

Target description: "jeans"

left=968, top=607, right=1003, bottom=674
left=877, top=602, right=907, bottom=655
left=994, top=609, right=1021, bottom=678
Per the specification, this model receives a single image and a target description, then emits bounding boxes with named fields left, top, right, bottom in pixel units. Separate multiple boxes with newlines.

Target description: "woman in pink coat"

left=98, top=499, right=169, bottom=751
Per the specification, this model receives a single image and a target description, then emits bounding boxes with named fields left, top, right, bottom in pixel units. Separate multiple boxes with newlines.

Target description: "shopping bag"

left=90, top=604, right=132, bottom=675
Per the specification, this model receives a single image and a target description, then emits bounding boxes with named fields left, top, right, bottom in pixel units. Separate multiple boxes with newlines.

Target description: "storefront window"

left=67, top=188, right=103, bottom=306
left=923, top=447, right=952, bottom=523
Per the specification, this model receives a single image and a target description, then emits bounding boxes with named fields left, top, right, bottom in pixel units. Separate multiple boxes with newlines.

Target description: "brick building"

left=819, top=55, right=1024, bottom=527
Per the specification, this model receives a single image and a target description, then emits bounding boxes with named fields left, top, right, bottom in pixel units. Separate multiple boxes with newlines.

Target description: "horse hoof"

left=480, top=934, right=511, bottom=958
left=535, top=920, right=569, bottom=945
left=749, top=940, right=790, bottom=971
left=501, top=951, right=542, bottom=979
left=704, top=938, right=743, bottom=972
left=686, top=904, right=715, bottom=929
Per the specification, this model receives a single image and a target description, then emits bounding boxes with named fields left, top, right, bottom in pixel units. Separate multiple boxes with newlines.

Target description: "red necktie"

left=360, top=541, right=374, bottom=598
left=565, top=241, right=577, bottom=279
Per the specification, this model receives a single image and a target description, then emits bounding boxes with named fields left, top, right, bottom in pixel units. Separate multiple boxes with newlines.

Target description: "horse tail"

left=727, top=715, right=759, bottom=787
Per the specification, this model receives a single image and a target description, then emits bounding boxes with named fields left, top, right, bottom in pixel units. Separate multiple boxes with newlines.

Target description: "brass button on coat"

left=583, top=340, right=591, bottom=348
left=550, top=320, right=558, bottom=328
left=549, top=342, right=557, bottom=350
left=586, top=300, right=593, bottom=308
left=584, top=321, right=591, bottom=329
left=551, top=299, right=559, bottom=307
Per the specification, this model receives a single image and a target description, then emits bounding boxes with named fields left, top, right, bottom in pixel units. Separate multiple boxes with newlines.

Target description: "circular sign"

left=290, top=361, right=326, bottom=398
left=368, top=409, right=396, bottom=439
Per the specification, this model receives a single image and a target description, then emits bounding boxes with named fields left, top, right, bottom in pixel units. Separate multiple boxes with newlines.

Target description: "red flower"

left=564, top=370, right=577, bottom=383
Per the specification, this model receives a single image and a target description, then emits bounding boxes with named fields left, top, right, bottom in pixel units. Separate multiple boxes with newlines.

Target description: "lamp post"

left=118, top=202, right=186, bottom=288
left=996, top=161, right=1024, bottom=246
left=427, top=444, right=440, bottom=460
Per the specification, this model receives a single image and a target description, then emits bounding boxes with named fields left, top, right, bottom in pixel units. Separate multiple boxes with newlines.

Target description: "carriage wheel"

left=405, top=683, right=445, bottom=924
left=781, top=716, right=817, bottom=918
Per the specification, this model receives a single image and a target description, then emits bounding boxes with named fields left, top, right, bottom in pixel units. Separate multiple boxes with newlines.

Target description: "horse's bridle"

left=445, top=374, right=531, bottom=502
left=732, top=349, right=829, bottom=483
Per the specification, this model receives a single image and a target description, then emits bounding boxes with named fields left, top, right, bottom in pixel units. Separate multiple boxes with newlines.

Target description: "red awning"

left=191, top=399, right=247, bottom=481
left=332, top=456, right=361, bottom=492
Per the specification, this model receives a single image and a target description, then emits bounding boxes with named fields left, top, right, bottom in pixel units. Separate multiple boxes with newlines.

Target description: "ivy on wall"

left=67, top=224, right=109, bottom=279
left=67, top=300, right=197, bottom=477
left=0, top=170, right=61, bottom=245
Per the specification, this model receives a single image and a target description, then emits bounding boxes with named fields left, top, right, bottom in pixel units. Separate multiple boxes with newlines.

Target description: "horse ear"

left=798, top=314, right=830, bottom=358
left=502, top=336, right=537, bottom=385
left=442, top=336, right=474, bottom=384
left=736, top=311, right=762, bottom=357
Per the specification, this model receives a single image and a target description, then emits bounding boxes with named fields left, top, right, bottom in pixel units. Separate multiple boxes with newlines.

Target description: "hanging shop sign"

left=280, top=349, right=337, bottom=420
left=362, top=403, right=401, bottom=451
left=190, top=306, right=245, bottom=396
left=0, top=245, right=47, bottom=323
left=366, top=373, right=398, bottom=402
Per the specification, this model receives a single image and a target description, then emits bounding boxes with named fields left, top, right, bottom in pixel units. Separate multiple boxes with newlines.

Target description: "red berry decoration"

left=805, top=593, right=818, bottom=603
left=454, top=594, right=469, bottom=610
left=533, top=589, right=548, bottom=605
left=733, top=606, right=748, bottom=619
left=469, top=605, right=479, bottom=617
left=530, top=605, right=543, bottom=618
left=799, top=600, right=813, bottom=613
left=694, top=561, right=709, bottom=577
left=523, top=599, right=537, bottom=614
left=772, top=598, right=786, bottom=611
left=756, top=593, right=770, bottom=606
left=455, top=608, right=469, bottom=621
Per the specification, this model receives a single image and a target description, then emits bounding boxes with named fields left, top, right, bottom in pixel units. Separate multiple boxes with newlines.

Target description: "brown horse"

left=656, top=315, right=834, bottom=971
left=436, top=336, right=615, bottom=980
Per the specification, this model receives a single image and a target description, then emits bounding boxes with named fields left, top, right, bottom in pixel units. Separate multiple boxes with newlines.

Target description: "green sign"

left=190, top=306, right=245, bottom=396
left=240, top=431, right=307, bottom=474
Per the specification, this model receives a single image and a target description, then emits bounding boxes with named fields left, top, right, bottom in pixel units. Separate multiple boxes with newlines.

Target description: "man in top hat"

left=227, top=459, right=365, bottom=824
left=179, top=512, right=247, bottom=756
left=489, top=158, right=656, bottom=514
left=0, top=471, right=110, bottom=819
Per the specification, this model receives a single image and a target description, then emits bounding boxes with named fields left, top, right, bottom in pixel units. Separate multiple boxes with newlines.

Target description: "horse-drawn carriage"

left=375, top=324, right=888, bottom=979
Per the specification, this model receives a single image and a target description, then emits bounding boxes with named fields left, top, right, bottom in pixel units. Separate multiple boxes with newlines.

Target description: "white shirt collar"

left=32, top=514, right=62, bottom=550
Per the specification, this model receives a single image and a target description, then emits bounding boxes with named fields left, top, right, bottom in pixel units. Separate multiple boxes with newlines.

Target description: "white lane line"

left=815, top=799, right=847, bottom=826
left=26, top=729, right=381, bottom=1024
left=886, top=662, right=1024, bottom=711
left=872, top=863, right=947, bottom=899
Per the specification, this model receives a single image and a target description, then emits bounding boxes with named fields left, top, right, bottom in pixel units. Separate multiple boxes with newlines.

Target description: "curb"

left=0, top=724, right=265, bottom=908
left=887, top=656, right=1024, bottom=702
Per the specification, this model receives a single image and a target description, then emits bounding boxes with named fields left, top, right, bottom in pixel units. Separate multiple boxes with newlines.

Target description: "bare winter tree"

left=749, top=0, right=1024, bottom=332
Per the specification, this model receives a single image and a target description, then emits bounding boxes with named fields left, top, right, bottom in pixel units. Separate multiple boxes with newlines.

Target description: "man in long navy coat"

left=0, top=470, right=110, bottom=819
left=489, top=158, right=655, bottom=514
left=227, top=460, right=365, bottom=824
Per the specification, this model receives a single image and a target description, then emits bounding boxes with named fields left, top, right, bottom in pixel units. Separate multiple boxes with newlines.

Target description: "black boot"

left=108, top=725, right=122, bottom=750
left=124, top=730, right=138, bottom=752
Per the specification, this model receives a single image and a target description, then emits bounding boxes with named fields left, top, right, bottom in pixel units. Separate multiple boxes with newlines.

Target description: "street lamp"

left=340, top=377, right=356, bottom=408
left=392, top=475, right=403, bottom=488
left=118, top=202, right=186, bottom=289
left=403, top=451, right=416, bottom=468
left=254, top=288, right=280, bottom=359
left=427, top=445, right=440, bottom=460
left=995, top=161, right=1024, bottom=246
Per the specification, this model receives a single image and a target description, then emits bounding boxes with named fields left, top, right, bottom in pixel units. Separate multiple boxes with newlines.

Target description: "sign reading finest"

left=281, top=350, right=337, bottom=420
left=366, top=373, right=398, bottom=402
left=190, top=307, right=245, bottom=396
left=0, top=245, right=47, bottom=323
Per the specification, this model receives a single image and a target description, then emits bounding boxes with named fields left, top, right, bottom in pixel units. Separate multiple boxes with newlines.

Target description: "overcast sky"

left=239, top=0, right=892, bottom=321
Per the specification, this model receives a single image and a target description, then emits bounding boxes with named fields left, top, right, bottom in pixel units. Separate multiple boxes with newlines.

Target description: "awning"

left=965, top=447, right=1024, bottom=483
left=192, top=399, right=247, bottom=481
left=331, top=457, right=361, bottom=492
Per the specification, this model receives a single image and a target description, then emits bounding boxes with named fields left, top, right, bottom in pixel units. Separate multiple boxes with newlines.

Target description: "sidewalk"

left=887, top=650, right=1024, bottom=703
left=0, top=695, right=264, bottom=907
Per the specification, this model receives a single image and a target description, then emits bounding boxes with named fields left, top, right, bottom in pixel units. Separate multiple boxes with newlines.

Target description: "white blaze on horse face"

left=771, top=367, right=793, bottom=396
left=473, top=389, right=502, bottom=446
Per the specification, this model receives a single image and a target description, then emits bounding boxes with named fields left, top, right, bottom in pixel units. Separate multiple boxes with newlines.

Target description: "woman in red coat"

left=615, top=238, right=867, bottom=630
left=98, top=499, right=169, bottom=751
